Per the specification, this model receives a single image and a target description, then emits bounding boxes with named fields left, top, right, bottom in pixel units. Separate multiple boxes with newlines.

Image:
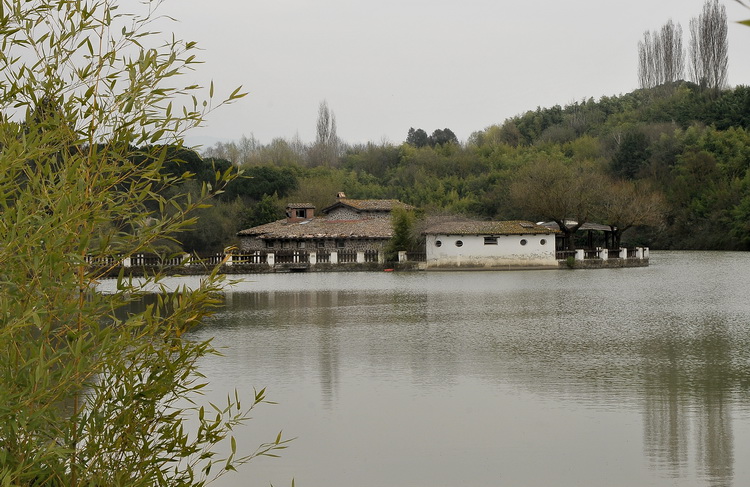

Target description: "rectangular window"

left=317, top=240, right=325, bottom=248
left=297, top=241, right=306, bottom=249
left=295, top=209, right=306, bottom=218
left=336, top=240, right=345, bottom=249
left=484, top=236, right=498, bottom=245
left=282, top=240, right=290, bottom=249
left=265, top=240, right=275, bottom=249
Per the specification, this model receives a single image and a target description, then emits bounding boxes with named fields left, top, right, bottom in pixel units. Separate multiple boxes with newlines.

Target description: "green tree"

left=612, top=130, right=651, bottom=179
left=406, top=127, right=429, bottom=147
left=242, top=193, right=285, bottom=229
left=386, top=207, right=418, bottom=261
left=0, top=1, right=288, bottom=485
left=428, top=128, right=458, bottom=146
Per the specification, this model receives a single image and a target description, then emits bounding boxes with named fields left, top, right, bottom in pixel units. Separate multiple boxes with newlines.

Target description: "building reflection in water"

left=223, top=289, right=342, bottom=408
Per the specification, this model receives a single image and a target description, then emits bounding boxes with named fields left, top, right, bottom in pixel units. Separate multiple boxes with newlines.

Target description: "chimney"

left=286, top=203, right=315, bottom=223
left=336, top=192, right=346, bottom=199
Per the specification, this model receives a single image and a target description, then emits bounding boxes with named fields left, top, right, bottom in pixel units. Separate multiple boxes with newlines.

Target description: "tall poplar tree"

left=689, top=0, right=729, bottom=92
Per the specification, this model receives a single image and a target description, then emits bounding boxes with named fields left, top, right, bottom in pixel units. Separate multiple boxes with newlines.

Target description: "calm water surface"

left=140, top=251, right=750, bottom=486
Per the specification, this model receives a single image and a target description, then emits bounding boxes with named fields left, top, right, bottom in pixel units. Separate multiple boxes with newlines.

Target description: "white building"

left=423, top=220, right=558, bottom=269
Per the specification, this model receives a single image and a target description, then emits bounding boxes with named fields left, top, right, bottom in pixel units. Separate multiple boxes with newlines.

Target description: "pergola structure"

left=538, top=221, right=616, bottom=250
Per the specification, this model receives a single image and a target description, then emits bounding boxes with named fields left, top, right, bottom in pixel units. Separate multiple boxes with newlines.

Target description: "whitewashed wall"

left=425, top=233, right=557, bottom=268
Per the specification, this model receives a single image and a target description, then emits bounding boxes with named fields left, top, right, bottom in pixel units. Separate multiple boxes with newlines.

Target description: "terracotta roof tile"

left=423, top=220, right=556, bottom=236
left=238, top=217, right=393, bottom=239
left=321, top=198, right=413, bottom=213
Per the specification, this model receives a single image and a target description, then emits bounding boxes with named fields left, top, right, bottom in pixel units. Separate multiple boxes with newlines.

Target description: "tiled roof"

left=321, top=198, right=413, bottom=213
left=286, top=202, right=315, bottom=209
left=539, top=221, right=612, bottom=232
left=237, top=217, right=393, bottom=239
left=423, top=220, right=556, bottom=236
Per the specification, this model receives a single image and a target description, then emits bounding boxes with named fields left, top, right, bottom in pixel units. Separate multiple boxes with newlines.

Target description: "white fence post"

left=267, top=252, right=275, bottom=266
left=398, top=251, right=407, bottom=263
left=330, top=251, right=338, bottom=264
left=575, top=249, right=584, bottom=261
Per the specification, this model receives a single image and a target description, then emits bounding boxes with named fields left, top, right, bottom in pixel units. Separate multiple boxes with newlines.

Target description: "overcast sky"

left=159, top=0, right=750, bottom=147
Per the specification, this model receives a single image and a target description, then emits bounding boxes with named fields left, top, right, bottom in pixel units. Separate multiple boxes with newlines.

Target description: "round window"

left=435, top=240, right=442, bottom=248
left=455, top=240, right=464, bottom=247
left=520, top=239, right=527, bottom=246
left=540, top=239, right=547, bottom=245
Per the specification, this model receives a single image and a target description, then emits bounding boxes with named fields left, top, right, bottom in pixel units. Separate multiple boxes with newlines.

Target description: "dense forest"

left=168, top=81, right=750, bottom=253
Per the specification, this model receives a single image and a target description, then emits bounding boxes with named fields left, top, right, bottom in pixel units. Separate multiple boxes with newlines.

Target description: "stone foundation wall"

left=559, top=258, right=649, bottom=269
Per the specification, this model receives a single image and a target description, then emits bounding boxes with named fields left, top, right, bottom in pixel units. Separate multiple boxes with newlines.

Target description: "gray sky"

left=160, top=0, right=750, bottom=147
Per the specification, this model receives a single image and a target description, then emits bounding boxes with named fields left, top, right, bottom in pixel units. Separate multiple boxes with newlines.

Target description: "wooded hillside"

left=176, top=82, right=750, bottom=252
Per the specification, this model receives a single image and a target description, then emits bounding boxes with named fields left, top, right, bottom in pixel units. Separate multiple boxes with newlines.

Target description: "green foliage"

left=612, top=131, right=651, bottom=179
left=386, top=207, right=418, bottom=261
left=0, top=1, right=287, bottom=485
left=242, top=193, right=285, bottom=229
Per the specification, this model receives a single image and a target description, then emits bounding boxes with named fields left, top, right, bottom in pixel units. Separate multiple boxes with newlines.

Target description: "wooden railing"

left=275, top=250, right=309, bottom=264
left=85, top=249, right=428, bottom=271
left=406, top=251, right=426, bottom=262
left=337, top=250, right=357, bottom=264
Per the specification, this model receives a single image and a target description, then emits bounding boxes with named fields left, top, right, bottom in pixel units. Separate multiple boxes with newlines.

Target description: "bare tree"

left=510, top=157, right=608, bottom=250
left=309, top=100, right=340, bottom=166
left=599, top=179, right=666, bottom=248
left=689, top=0, right=728, bottom=92
left=661, top=20, right=685, bottom=84
left=638, top=19, right=684, bottom=89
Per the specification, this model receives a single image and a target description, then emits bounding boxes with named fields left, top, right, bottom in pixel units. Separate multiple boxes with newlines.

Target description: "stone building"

left=237, top=195, right=413, bottom=253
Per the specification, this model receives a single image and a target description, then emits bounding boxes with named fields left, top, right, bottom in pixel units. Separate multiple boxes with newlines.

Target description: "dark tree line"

left=406, top=127, right=458, bottom=147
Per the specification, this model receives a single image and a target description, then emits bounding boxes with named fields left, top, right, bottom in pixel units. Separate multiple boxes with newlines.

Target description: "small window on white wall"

left=455, top=240, right=464, bottom=247
left=520, top=239, right=527, bottom=246
left=484, top=237, right=498, bottom=245
left=540, top=239, right=547, bottom=245
left=435, top=240, right=442, bottom=247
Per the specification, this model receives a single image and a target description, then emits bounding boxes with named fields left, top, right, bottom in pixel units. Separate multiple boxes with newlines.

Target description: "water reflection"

left=117, top=252, right=750, bottom=486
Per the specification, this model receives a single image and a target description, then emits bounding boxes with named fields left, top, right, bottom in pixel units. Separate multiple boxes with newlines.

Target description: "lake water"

left=133, top=251, right=750, bottom=486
